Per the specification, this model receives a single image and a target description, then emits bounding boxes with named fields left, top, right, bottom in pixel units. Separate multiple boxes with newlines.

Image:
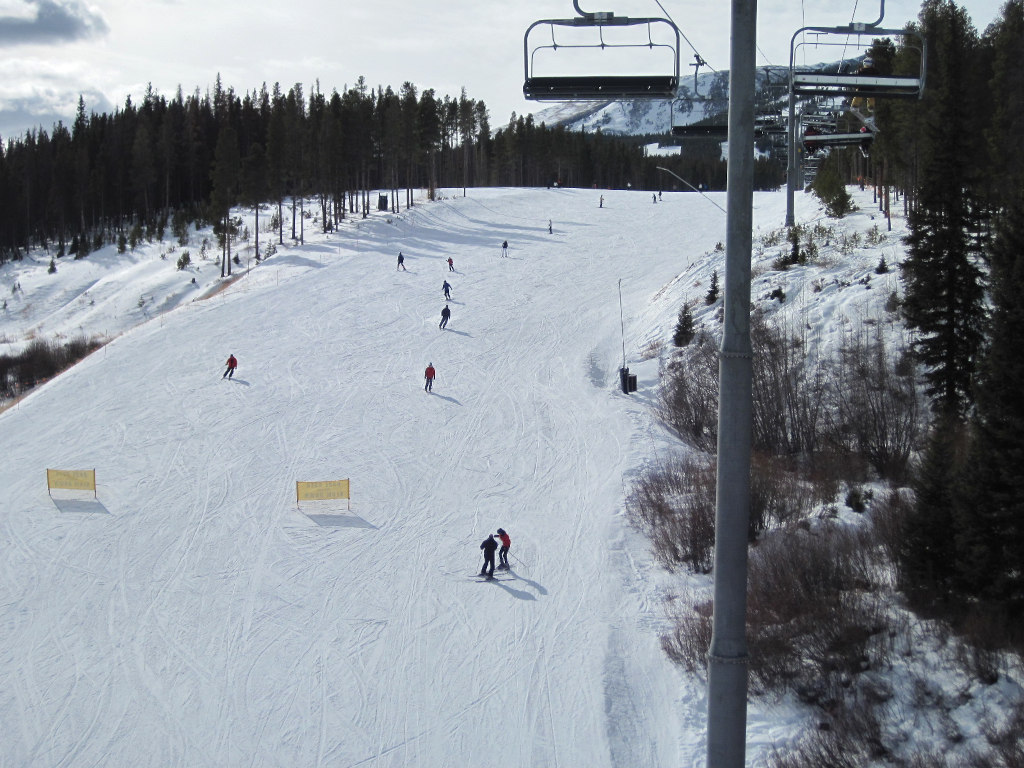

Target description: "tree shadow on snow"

left=274, top=254, right=326, bottom=270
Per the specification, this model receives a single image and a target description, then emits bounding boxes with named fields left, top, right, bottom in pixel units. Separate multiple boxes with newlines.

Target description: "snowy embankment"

left=2, top=185, right=907, bottom=767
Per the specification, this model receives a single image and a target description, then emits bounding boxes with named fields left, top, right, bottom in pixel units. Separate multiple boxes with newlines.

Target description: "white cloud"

left=0, top=57, right=111, bottom=137
left=0, top=0, right=107, bottom=46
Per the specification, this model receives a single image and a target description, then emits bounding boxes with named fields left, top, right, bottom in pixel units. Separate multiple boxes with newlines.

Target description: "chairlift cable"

left=836, top=0, right=863, bottom=72
left=651, top=0, right=717, bottom=73
left=756, top=44, right=775, bottom=68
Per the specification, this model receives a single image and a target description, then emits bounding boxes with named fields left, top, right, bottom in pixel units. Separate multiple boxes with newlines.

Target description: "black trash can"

left=627, top=373, right=638, bottom=393
left=378, top=194, right=389, bottom=211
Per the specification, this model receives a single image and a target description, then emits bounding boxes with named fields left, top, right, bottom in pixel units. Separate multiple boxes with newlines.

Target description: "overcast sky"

left=0, top=0, right=1009, bottom=141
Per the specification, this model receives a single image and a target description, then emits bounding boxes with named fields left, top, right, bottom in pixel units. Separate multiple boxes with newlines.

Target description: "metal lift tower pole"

left=706, top=0, right=756, bottom=766
left=785, top=68, right=798, bottom=227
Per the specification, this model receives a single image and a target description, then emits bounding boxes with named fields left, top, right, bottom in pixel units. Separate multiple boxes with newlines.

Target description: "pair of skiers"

left=479, top=528, right=511, bottom=579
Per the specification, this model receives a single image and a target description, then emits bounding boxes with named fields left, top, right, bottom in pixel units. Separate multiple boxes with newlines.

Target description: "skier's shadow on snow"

left=509, top=572, right=547, bottom=596
left=430, top=393, right=462, bottom=405
left=443, top=329, right=472, bottom=338
left=227, top=378, right=251, bottom=386
left=491, top=581, right=537, bottom=600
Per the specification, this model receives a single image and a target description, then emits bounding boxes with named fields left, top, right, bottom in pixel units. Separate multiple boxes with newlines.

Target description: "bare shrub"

left=804, top=448, right=868, bottom=504
left=625, top=453, right=716, bottom=573
left=1, top=336, right=102, bottom=398
left=657, top=311, right=918, bottom=483
left=954, top=607, right=1019, bottom=685
left=658, top=328, right=719, bottom=451
left=869, top=489, right=914, bottom=565
left=751, top=453, right=814, bottom=528
left=831, top=325, right=924, bottom=481
left=751, top=311, right=828, bottom=456
left=768, top=701, right=888, bottom=767
left=747, top=523, right=884, bottom=694
left=981, top=701, right=1024, bottom=767
left=661, top=600, right=712, bottom=675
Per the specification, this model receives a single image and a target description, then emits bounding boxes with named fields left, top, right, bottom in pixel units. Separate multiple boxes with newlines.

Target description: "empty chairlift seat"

left=523, top=6, right=681, bottom=102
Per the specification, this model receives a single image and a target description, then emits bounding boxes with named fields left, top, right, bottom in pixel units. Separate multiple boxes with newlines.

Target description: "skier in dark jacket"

left=439, top=304, right=451, bottom=329
left=496, top=528, right=511, bottom=570
left=442, top=280, right=451, bottom=300
left=480, top=534, right=498, bottom=579
left=397, top=252, right=406, bottom=271
left=223, top=354, right=237, bottom=379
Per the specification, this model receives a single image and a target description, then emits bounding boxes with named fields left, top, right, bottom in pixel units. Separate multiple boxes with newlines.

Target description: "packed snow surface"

left=2, top=186, right=904, bottom=766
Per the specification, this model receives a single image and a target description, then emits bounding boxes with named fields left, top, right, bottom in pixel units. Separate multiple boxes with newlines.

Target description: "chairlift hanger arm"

left=572, top=0, right=614, bottom=22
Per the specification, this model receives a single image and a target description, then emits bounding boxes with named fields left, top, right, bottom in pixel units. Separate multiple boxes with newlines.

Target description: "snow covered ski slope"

left=2, top=186, right=844, bottom=766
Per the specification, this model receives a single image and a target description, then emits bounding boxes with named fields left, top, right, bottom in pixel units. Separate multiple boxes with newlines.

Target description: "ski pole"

left=511, top=553, right=530, bottom=571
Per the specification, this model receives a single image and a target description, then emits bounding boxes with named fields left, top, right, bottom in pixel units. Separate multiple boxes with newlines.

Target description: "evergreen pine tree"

left=211, top=126, right=240, bottom=278
left=898, top=416, right=964, bottom=604
left=673, top=303, right=695, bottom=347
left=705, top=270, right=719, bottom=305
left=810, top=152, right=852, bottom=218
left=900, top=1, right=987, bottom=419
left=985, top=0, right=1024, bottom=210
left=954, top=203, right=1024, bottom=607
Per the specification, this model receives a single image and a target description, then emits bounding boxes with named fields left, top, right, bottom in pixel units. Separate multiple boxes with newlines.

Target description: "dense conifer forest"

left=0, top=75, right=786, bottom=265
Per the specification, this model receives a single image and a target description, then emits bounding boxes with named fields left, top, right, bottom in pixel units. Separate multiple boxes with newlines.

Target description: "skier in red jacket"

left=496, top=528, right=511, bottom=570
left=223, top=354, right=237, bottom=379
left=424, top=362, right=436, bottom=392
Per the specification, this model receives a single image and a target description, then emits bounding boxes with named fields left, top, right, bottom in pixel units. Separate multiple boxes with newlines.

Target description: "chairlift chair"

left=789, top=23, right=926, bottom=100
left=671, top=123, right=729, bottom=139
left=802, top=130, right=875, bottom=149
left=523, top=1, right=681, bottom=101
left=785, top=0, right=926, bottom=226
